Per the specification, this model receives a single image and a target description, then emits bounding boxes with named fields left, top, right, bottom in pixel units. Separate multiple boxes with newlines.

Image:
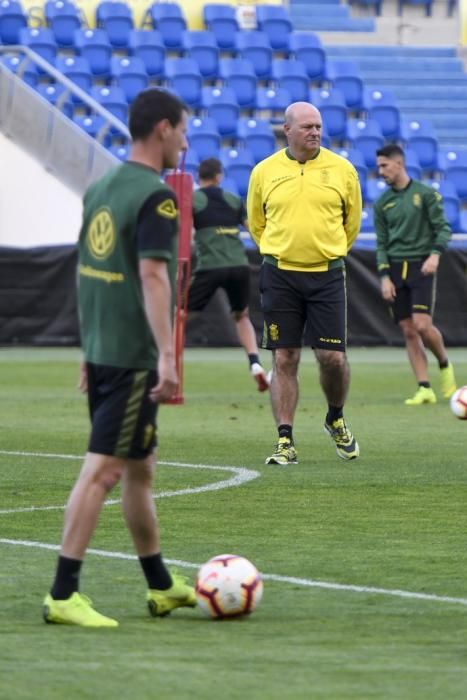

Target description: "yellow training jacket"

left=247, top=147, right=362, bottom=271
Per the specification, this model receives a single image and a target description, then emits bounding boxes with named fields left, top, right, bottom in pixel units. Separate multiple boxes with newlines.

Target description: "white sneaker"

left=251, top=363, right=270, bottom=392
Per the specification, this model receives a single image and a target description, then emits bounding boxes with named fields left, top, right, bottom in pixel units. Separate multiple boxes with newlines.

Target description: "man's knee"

left=274, top=348, right=301, bottom=374
left=83, top=454, right=124, bottom=493
left=315, top=349, right=346, bottom=372
left=413, top=315, right=432, bottom=336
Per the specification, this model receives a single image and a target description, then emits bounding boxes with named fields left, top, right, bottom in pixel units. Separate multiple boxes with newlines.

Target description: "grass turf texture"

left=0, top=347, right=466, bottom=700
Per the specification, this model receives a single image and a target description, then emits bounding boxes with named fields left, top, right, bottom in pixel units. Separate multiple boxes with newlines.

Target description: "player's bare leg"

left=233, top=308, right=269, bottom=391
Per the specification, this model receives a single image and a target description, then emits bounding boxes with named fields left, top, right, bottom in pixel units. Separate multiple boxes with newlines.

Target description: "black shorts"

left=389, top=259, right=435, bottom=323
left=187, top=266, right=250, bottom=313
left=86, top=363, right=158, bottom=459
left=259, top=263, right=347, bottom=351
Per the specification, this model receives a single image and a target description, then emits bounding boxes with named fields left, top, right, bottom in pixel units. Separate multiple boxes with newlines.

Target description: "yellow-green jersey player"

left=374, top=143, right=456, bottom=405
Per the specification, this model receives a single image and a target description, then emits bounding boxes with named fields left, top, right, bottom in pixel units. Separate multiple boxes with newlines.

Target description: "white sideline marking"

left=0, top=450, right=260, bottom=514
left=1, top=538, right=467, bottom=608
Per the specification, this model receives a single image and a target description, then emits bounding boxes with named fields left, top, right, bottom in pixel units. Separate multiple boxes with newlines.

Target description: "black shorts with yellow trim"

left=259, top=261, right=347, bottom=351
left=389, top=259, right=435, bottom=323
left=187, top=266, right=250, bottom=313
left=86, top=363, right=158, bottom=459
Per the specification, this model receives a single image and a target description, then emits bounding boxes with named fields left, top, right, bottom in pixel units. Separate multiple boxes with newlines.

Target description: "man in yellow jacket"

left=247, top=101, right=362, bottom=464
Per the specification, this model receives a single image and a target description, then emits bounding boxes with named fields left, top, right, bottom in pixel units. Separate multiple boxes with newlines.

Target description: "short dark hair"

left=198, top=158, right=223, bottom=180
left=129, top=88, right=187, bottom=141
left=376, top=144, right=405, bottom=160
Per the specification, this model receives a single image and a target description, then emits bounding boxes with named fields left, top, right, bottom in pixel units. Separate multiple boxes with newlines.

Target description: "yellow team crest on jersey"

left=87, top=208, right=116, bottom=260
left=321, top=169, right=330, bottom=184
left=412, top=193, right=422, bottom=208
left=157, top=198, right=178, bottom=219
left=269, top=323, right=279, bottom=342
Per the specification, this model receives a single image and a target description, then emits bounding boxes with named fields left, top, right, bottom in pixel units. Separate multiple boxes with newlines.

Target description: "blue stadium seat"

left=288, top=32, right=326, bottom=82
left=336, top=147, right=368, bottom=198
left=359, top=207, right=375, bottom=233
left=402, top=119, right=439, bottom=172
left=182, top=30, right=219, bottom=80
left=74, top=28, right=112, bottom=78
left=271, top=59, right=309, bottom=103
left=44, top=0, right=82, bottom=48
left=203, top=3, right=239, bottom=51
left=18, top=27, right=58, bottom=69
left=311, top=88, right=348, bottom=142
left=219, top=57, right=257, bottom=109
left=0, top=0, right=27, bottom=44
left=201, top=86, right=240, bottom=138
left=347, top=118, right=384, bottom=169
left=398, top=0, right=433, bottom=16
left=36, top=82, right=73, bottom=118
left=55, top=55, right=93, bottom=102
left=235, top=31, right=273, bottom=80
left=428, top=180, right=460, bottom=230
left=364, top=87, right=401, bottom=141
left=187, top=115, right=221, bottom=161
left=444, top=151, right=467, bottom=202
left=73, top=114, right=111, bottom=146
left=128, top=29, right=165, bottom=79
left=181, top=147, right=200, bottom=178
left=149, top=2, right=187, bottom=51
left=220, top=175, right=240, bottom=197
left=348, top=0, right=383, bottom=15
left=165, top=57, right=202, bottom=108
left=327, top=59, right=365, bottom=111
left=90, top=85, right=128, bottom=126
left=365, top=178, right=388, bottom=203
left=404, top=148, right=422, bottom=180
left=220, top=147, right=255, bottom=198
left=255, top=4, right=292, bottom=52
left=1, top=54, right=38, bottom=86
left=108, top=143, right=129, bottom=160
left=255, top=86, right=291, bottom=124
left=237, top=117, right=276, bottom=163
left=111, top=56, right=149, bottom=103
left=96, top=1, right=133, bottom=48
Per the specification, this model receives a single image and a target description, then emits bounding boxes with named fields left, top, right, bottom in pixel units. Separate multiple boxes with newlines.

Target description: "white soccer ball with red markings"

left=450, top=386, right=467, bottom=419
left=195, top=554, right=263, bottom=619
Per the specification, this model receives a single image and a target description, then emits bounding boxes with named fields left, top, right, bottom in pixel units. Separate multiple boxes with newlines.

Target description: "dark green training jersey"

left=78, top=162, right=178, bottom=369
left=374, top=179, right=451, bottom=276
left=192, top=185, right=248, bottom=270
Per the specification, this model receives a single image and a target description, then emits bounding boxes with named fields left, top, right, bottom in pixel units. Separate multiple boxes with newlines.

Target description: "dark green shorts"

left=187, top=266, right=250, bottom=313
left=259, top=263, right=347, bottom=351
left=86, top=363, right=158, bottom=459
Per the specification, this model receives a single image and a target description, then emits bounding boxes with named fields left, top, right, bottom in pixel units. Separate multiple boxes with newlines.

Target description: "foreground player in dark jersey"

left=374, top=144, right=456, bottom=405
left=43, top=89, right=196, bottom=628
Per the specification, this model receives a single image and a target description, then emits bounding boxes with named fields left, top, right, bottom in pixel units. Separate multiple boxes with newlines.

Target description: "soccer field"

left=1, top=347, right=466, bottom=700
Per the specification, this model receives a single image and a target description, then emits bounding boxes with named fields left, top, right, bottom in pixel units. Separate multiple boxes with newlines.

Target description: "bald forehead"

left=285, top=102, right=321, bottom=126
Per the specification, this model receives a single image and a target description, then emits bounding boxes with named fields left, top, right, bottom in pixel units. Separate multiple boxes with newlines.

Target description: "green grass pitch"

left=0, top=347, right=466, bottom=700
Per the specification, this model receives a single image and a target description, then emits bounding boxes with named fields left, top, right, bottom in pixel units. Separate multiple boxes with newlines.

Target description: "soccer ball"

left=195, top=554, right=263, bottom=619
left=450, top=386, right=467, bottom=419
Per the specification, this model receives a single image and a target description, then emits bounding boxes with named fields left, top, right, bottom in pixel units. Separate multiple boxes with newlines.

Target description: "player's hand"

left=77, top=361, right=88, bottom=393
left=149, top=353, right=178, bottom=403
left=381, top=276, right=396, bottom=302
left=421, top=253, right=439, bottom=276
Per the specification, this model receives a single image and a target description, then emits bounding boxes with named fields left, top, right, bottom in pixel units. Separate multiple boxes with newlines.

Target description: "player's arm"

left=421, top=189, right=452, bottom=276
left=343, top=165, right=362, bottom=251
left=373, top=201, right=395, bottom=301
left=246, top=167, right=266, bottom=246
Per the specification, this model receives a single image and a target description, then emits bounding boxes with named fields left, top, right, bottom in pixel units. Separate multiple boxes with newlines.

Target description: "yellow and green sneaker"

left=265, top=437, right=298, bottom=465
left=324, top=418, right=359, bottom=460
left=440, top=363, right=456, bottom=399
left=43, top=592, right=118, bottom=628
left=147, top=574, right=197, bottom=618
left=404, top=386, right=437, bottom=405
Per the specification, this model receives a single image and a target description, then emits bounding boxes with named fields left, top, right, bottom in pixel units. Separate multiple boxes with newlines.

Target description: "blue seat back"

left=235, top=31, right=272, bottom=80
left=150, top=2, right=187, bottom=50
left=74, top=28, right=112, bottom=77
left=128, top=29, right=165, bottom=77
left=182, top=30, right=219, bottom=80
left=96, top=1, right=133, bottom=48
left=0, top=0, right=27, bottom=44
left=45, top=0, right=82, bottom=47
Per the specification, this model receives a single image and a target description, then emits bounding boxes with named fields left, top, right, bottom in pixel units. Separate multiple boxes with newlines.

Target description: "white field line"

left=1, top=538, right=467, bottom=608
left=0, top=450, right=260, bottom=514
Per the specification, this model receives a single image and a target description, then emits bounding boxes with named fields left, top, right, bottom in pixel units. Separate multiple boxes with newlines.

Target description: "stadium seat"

left=1, top=54, right=38, bottom=86
left=74, top=28, right=112, bottom=78
left=73, top=113, right=111, bottom=146
left=219, top=58, right=257, bottom=109
left=90, top=85, right=128, bottom=126
left=404, top=148, right=422, bottom=180
left=402, top=119, right=439, bottom=172
left=149, top=2, right=187, bottom=51
left=326, top=60, right=365, bottom=111
left=288, top=32, right=326, bottom=83
left=201, top=86, right=240, bottom=138
left=44, top=0, right=82, bottom=48
left=220, top=147, right=255, bottom=198
left=182, top=30, right=219, bottom=81
left=203, top=4, right=239, bottom=51
left=336, top=147, right=368, bottom=198
left=18, top=27, right=58, bottom=69
left=347, top=118, right=384, bottom=169
left=36, top=82, right=73, bottom=118
left=429, top=180, right=460, bottom=230
left=237, top=117, right=276, bottom=163
left=55, top=55, right=93, bottom=102
left=0, top=0, right=27, bottom=44
left=365, top=178, right=388, bottom=204
left=348, top=0, right=383, bottom=15
left=128, top=29, right=165, bottom=79
left=359, top=207, right=375, bottom=233
left=271, top=59, right=309, bottom=103
left=235, top=31, right=273, bottom=81
left=187, top=115, right=221, bottom=161
left=180, top=147, right=200, bottom=178
left=444, top=151, right=467, bottom=202
left=398, top=0, right=433, bottom=16
left=364, top=87, right=401, bottom=141
left=255, top=4, right=293, bottom=52
left=165, top=57, right=202, bottom=108
left=108, top=142, right=129, bottom=160
left=96, top=1, right=133, bottom=48
left=255, top=86, right=291, bottom=124
left=220, top=175, right=240, bottom=197
left=311, top=88, right=348, bottom=142
left=111, top=56, right=149, bottom=103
